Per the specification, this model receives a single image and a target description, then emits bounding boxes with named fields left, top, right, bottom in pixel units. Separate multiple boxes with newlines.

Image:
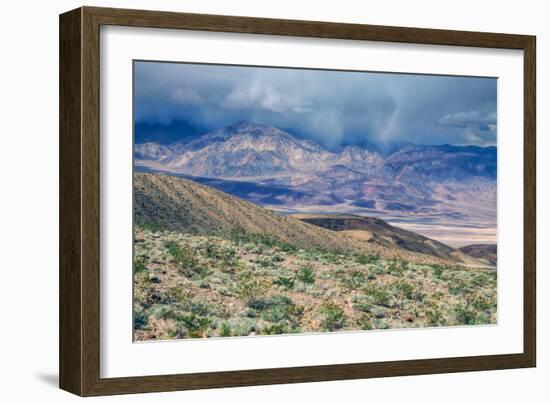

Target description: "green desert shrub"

left=355, top=253, right=380, bottom=265
left=160, top=285, right=188, bottom=304
left=322, top=252, right=343, bottom=264
left=257, top=258, right=274, bottom=268
left=453, top=305, right=490, bottom=325
left=173, top=314, right=212, bottom=338
left=271, top=254, right=285, bottom=263
left=296, top=265, right=315, bottom=284
left=219, top=248, right=238, bottom=269
left=318, top=301, right=346, bottom=331
left=448, top=279, right=471, bottom=296
left=430, top=264, right=446, bottom=279
left=134, top=257, right=147, bottom=274
left=352, top=296, right=374, bottom=313
left=134, top=310, right=149, bottom=330
left=164, top=241, right=208, bottom=277
left=470, top=294, right=496, bottom=312
left=386, top=258, right=407, bottom=275
left=426, top=308, right=444, bottom=326
left=355, top=313, right=374, bottom=330
left=369, top=264, right=385, bottom=275
left=364, top=285, right=393, bottom=307
left=225, top=317, right=258, bottom=337
left=262, top=322, right=291, bottom=335
left=219, top=322, right=232, bottom=337
left=334, top=269, right=367, bottom=290
left=470, top=273, right=493, bottom=287
left=204, top=242, right=239, bottom=269
left=152, top=305, right=176, bottom=320
left=273, top=276, right=295, bottom=289
left=278, top=242, right=297, bottom=253
left=139, top=221, right=164, bottom=232
left=234, top=269, right=268, bottom=302
left=247, top=295, right=303, bottom=329
left=204, top=241, right=220, bottom=259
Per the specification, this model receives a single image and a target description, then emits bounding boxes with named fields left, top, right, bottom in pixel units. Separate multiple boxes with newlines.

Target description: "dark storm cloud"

left=134, top=61, right=497, bottom=148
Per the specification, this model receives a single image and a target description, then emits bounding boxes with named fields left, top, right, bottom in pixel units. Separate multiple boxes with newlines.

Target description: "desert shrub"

left=453, top=305, right=489, bottom=325
left=174, top=314, right=211, bottom=338
left=134, top=310, right=149, bottom=330
left=234, top=269, right=268, bottom=302
left=278, top=242, right=297, bottom=253
left=248, top=295, right=303, bottom=328
left=139, top=221, right=163, bottom=232
left=352, top=296, right=374, bottom=313
left=273, top=276, right=294, bottom=289
left=364, top=285, right=393, bottom=307
left=296, top=265, right=315, bottom=284
left=387, top=258, right=407, bottom=275
left=164, top=241, right=207, bottom=277
left=261, top=302, right=301, bottom=324
left=134, top=257, right=147, bottom=274
left=204, top=241, right=220, bottom=259
left=470, top=294, right=496, bottom=312
left=355, top=314, right=374, bottom=330
left=396, top=282, right=414, bottom=299
left=219, top=248, right=238, bottom=269
left=470, top=272, right=494, bottom=287
left=355, top=253, right=380, bottom=265
left=263, top=323, right=291, bottom=335
left=322, top=252, right=343, bottom=264
left=246, top=297, right=276, bottom=311
left=161, top=285, right=189, bottom=304
left=257, top=258, right=274, bottom=268
left=226, top=317, right=258, bottom=336
left=369, top=264, right=385, bottom=275
left=203, top=242, right=238, bottom=268
left=153, top=305, right=176, bottom=320
left=426, top=308, right=445, bottom=326
left=272, top=254, right=285, bottom=262
left=395, top=282, right=423, bottom=301
left=228, top=227, right=294, bottom=252
left=318, top=301, right=346, bottom=331
left=373, top=319, right=390, bottom=329
left=219, top=322, right=232, bottom=337
left=430, top=264, right=446, bottom=279
left=336, top=269, right=367, bottom=290
left=448, top=279, right=471, bottom=296
left=300, top=249, right=323, bottom=261
left=184, top=300, right=212, bottom=316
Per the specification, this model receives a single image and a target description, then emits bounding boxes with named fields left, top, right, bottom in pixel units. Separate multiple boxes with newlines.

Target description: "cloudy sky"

left=134, top=61, right=497, bottom=149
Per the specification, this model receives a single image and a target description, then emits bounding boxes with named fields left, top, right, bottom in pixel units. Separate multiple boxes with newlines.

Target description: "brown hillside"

left=459, top=244, right=497, bottom=266
left=290, top=213, right=487, bottom=266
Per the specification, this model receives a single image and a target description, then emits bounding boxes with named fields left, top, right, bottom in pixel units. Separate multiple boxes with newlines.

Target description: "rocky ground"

left=133, top=226, right=497, bottom=341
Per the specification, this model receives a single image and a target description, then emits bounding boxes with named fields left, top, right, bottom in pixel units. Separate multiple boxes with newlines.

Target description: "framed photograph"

left=59, top=6, right=536, bottom=396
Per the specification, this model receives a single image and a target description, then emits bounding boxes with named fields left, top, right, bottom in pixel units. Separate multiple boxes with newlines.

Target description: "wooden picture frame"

left=59, top=6, right=536, bottom=396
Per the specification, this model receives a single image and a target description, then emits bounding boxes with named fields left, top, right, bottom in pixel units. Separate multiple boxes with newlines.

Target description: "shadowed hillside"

left=459, top=244, right=497, bottom=266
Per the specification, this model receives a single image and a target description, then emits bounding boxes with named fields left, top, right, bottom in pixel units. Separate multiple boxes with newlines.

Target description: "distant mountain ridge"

left=135, top=120, right=496, bottom=180
left=135, top=121, right=497, bottom=247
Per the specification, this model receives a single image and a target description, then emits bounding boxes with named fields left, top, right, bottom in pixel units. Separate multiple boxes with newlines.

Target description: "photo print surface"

left=132, top=61, right=497, bottom=341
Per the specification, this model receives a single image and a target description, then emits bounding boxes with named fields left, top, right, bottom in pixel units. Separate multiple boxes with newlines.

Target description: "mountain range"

left=135, top=120, right=497, bottom=248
